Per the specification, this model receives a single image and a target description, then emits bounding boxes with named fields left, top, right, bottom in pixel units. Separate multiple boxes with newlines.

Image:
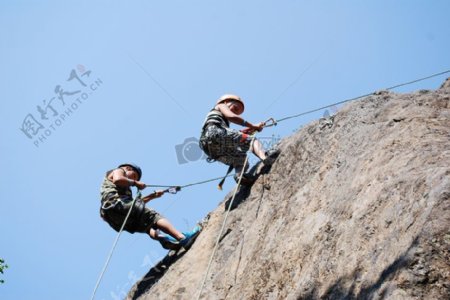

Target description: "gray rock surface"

left=128, top=79, right=450, bottom=300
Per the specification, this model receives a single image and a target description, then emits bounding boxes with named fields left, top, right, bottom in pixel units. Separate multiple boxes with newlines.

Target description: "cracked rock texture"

left=129, top=79, right=450, bottom=300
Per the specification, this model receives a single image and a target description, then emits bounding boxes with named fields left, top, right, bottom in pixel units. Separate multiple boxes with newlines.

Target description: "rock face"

left=128, top=80, right=450, bottom=300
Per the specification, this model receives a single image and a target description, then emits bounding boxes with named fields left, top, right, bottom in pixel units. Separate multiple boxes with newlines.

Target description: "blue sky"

left=1, top=1, right=449, bottom=299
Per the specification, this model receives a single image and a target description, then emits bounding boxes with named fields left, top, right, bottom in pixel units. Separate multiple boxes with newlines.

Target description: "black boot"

left=263, top=149, right=281, bottom=166
left=234, top=172, right=257, bottom=185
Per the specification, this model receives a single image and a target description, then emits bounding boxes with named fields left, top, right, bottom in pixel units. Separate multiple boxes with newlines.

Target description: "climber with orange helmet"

left=100, top=163, right=200, bottom=250
left=199, top=94, right=280, bottom=185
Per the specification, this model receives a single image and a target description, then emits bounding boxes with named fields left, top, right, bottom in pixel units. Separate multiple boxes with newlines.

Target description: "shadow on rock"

left=224, top=161, right=275, bottom=211
left=128, top=248, right=189, bottom=300
left=320, top=236, right=419, bottom=300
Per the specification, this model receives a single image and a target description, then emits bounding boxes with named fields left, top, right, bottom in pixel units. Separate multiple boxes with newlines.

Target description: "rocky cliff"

left=128, top=79, right=450, bottom=300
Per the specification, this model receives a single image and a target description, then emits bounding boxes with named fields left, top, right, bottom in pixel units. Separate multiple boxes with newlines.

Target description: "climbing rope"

left=91, top=190, right=142, bottom=300
left=274, top=69, right=450, bottom=124
left=193, top=69, right=450, bottom=298
left=145, top=174, right=235, bottom=190
left=196, top=136, right=256, bottom=300
left=142, top=69, right=450, bottom=193
left=91, top=69, right=450, bottom=298
left=91, top=175, right=237, bottom=299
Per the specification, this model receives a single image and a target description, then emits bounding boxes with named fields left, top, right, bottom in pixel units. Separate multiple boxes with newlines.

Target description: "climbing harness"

left=100, top=194, right=120, bottom=211
left=203, top=118, right=278, bottom=190
left=216, top=137, right=257, bottom=190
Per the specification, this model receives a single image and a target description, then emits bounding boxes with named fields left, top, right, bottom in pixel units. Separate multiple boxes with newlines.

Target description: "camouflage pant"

left=200, top=124, right=252, bottom=171
left=100, top=195, right=163, bottom=234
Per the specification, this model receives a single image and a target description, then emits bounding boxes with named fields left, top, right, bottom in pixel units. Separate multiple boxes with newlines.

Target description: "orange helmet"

left=216, top=94, right=245, bottom=113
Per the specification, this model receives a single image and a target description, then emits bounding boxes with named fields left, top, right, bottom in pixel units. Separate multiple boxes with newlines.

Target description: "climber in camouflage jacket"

left=100, top=163, right=199, bottom=250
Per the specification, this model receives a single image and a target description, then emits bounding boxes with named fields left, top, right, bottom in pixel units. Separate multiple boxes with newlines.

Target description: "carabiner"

left=164, top=186, right=181, bottom=194
left=263, top=118, right=277, bottom=128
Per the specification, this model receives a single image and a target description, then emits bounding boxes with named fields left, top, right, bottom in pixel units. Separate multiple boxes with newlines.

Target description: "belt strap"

left=101, top=193, right=121, bottom=210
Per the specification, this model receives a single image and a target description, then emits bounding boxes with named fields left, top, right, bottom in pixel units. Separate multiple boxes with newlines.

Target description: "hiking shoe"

left=158, top=234, right=180, bottom=250
left=263, top=149, right=280, bottom=166
left=234, top=172, right=256, bottom=185
left=179, top=226, right=202, bottom=249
